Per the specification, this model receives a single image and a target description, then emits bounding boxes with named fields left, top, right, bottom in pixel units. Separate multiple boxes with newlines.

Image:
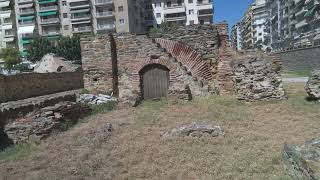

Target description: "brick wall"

left=275, top=46, right=320, bottom=71
left=81, top=33, right=216, bottom=105
left=0, top=71, right=83, bottom=103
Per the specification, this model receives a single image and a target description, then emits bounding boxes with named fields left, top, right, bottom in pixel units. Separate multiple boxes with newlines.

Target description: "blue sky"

left=214, top=0, right=254, bottom=28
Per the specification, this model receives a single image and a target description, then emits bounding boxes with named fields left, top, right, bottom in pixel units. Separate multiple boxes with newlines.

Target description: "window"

left=188, top=0, right=193, bottom=3
left=118, top=6, right=123, bottom=12
left=167, top=1, right=171, bottom=7
left=62, top=1, right=66, bottom=6
left=155, top=2, right=161, bottom=7
left=119, top=19, right=125, bottom=25
left=63, top=13, right=68, bottom=18
left=189, top=9, right=194, bottom=15
left=64, top=25, right=69, bottom=30
left=156, top=13, right=161, bottom=18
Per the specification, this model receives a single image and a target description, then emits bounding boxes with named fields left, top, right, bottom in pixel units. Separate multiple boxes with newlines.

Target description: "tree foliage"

left=148, top=22, right=177, bottom=38
left=0, top=48, right=21, bottom=72
left=27, top=36, right=81, bottom=64
left=54, top=36, right=81, bottom=64
left=27, top=37, right=53, bottom=63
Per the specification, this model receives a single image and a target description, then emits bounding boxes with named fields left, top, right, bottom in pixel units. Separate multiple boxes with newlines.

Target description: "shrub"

left=0, top=48, right=21, bottom=72
left=27, top=37, right=53, bottom=63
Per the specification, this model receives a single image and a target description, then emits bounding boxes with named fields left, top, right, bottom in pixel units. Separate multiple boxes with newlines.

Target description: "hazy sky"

left=214, top=0, right=254, bottom=28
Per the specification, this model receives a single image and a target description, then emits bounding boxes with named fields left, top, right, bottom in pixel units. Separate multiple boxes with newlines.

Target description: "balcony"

left=40, top=17, right=60, bottom=24
left=95, top=0, right=113, bottom=6
left=19, top=8, right=34, bottom=15
left=19, top=20, right=35, bottom=26
left=163, top=5, right=185, bottom=14
left=165, top=16, right=186, bottom=22
left=18, top=0, right=33, bottom=4
left=73, top=26, right=92, bottom=33
left=39, top=5, right=58, bottom=11
left=197, top=3, right=212, bottom=11
left=71, top=13, right=90, bottom=20
left=97, top=23, right=115, bottom=30
left=198, top=9, right=213, bottom=17
left=37, top=0, right=57, bottom=4
left=42, top=30, right=60, bottom=36
left=69, top=1, right=90, bottom=9
left=96, top=11, right=114, bottom=18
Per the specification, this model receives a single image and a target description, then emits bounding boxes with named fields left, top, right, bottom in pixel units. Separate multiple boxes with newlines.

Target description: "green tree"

left=27, top=37, right=53, bottom=63
left=54, top=36, right=82, bottom=64
left=0, top=48, right=21, bottom=73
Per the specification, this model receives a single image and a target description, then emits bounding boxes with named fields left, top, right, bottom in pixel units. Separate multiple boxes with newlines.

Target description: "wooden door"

left=142, top=67, right=169, bottom=99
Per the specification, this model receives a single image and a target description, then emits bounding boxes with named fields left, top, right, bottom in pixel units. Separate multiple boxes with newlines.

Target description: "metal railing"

left=41, top=18, right=59, bottom=23
left=97, top=24, right=115, bottom=30
left=43, top=31, right=60, bottom=35
left=19, top=9, right=34, bottom=14
left=95, top=0, right=112, bottom=4
left=39, top=5, right=57, bottom=11
left=74, top=26, right=92, bottom=31
left=71, top=14, right=90, bottom=19
left=96, top=11, right=113, bottom=17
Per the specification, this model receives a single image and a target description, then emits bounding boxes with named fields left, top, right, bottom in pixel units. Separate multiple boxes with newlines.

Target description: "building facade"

left=0, top=0, right=16, bottom=49
left=152, top=0, right=214, bottom=26
left=230, top=22, right=242, bottom=50
left=234, top=0, right=320, bottom=52
left=2, top=0, right=215, bottom=56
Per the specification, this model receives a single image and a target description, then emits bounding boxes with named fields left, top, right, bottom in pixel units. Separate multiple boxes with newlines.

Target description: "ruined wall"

left=157, top=25, right=220, bottom=62
left=81, top=34, right=212, bottom=105
left=231, top=55, right=286, bottom=101
left=0, top=71, right=83, bottom=103
left=275, top=46, right=320, bottom=71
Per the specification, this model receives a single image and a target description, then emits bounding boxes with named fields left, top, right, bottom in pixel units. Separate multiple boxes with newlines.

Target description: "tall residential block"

left=152, top=0, right=214, bottom=26
left=0, top=0, right=17, bottom=49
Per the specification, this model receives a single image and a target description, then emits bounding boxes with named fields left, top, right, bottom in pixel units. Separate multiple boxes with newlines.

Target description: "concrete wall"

left=275, top=46, right=320, bottom=71
left=0, top=71, right=84, bottom=103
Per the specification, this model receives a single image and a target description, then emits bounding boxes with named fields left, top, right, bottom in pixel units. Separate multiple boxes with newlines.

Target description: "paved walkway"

left=282, top=77, right=308, bottom=83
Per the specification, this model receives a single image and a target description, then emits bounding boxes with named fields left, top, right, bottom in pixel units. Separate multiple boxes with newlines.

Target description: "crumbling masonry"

left=81, top=23, right=286, bottom=105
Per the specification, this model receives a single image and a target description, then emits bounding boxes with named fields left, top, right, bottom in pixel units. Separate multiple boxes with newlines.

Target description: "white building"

left=252, top=0, right=270, bottom=51
left=152, top=0, right=214, bottom=26
left=0, top=0, right=16, bottom=49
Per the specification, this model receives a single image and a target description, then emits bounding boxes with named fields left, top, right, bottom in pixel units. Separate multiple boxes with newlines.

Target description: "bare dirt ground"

left=0, top=83, right=319, bottom=180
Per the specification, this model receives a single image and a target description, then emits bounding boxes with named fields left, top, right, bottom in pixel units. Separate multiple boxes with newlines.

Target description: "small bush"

left=90, top=101, right=117, bottom=115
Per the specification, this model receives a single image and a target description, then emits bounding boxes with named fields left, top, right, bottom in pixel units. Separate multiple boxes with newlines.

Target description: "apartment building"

left=267, top=0, right=320, bottom=51
left=240, top=5, right=254, bottom=50
left=152, top=0, right=214, bottom=26
left=252, top=0, right=270, bottom=50
left=0, top=0, right=17, bottom=49
left=230, top=22, right=243, bottom=51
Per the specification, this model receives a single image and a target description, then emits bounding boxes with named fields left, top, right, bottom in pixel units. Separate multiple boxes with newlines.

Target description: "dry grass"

left=0, top=82, right=319, bottom=180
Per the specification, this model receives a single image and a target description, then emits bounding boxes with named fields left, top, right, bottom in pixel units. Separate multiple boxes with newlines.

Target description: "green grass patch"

left=90, top=101, right=117, bottom=115
left=0, top=143, right=34, bottom=163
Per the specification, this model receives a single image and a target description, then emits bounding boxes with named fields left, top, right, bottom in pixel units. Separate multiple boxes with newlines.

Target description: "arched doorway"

left=139, top=64, right=169, bottom=99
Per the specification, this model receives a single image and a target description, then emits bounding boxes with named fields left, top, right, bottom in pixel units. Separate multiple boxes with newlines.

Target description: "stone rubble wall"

left=305, top=69, right=320, bottom=100
left=0, top=71, right=83, bottom=103
left=153, top=25, right=220, bottom=62
left=231, top=56, right=286, bottom=101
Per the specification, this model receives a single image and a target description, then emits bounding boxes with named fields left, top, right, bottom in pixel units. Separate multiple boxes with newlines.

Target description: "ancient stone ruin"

left=4, top=101, right=91, bottom=144
left=231, top=55, right=286, bottom=101
left=305, top=69, right=320, bottom=100
left=283, top=138, right=320, bottom=180
left=81, top=23, right=286, bottom=105
left=161, top=123, right=225, bottom=138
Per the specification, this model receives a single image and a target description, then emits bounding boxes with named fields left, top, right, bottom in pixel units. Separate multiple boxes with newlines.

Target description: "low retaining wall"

left=0, top=70, right=84, bottom=103
left=275, top=46, right=320, bottom=71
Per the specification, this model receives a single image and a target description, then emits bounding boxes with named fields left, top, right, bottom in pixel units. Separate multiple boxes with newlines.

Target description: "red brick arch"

left=135, top=56, right=175, bottom=73
left=154, top=38, right=213, bottom=82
